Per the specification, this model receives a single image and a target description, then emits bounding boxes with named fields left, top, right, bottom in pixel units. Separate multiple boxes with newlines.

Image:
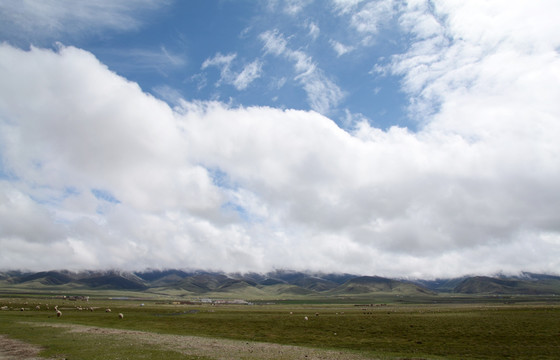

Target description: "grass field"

left=1, top=295, right=560, bottom=359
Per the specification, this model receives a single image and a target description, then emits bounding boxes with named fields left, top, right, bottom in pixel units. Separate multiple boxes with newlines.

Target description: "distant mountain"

left=410, top=277, right=468, bottom=292
left=134, top=269, right=192, bottom=282
left=2, top=269, right=559, bottom=297
left=333, top=276, right=435, bottom=296
left=175, top=273, right=231, bottom=292
left=454, top=275, right=560, bottom=295
left=16, top=271, right=75, bottom=286
left=77, top=271, right=147, bottom=290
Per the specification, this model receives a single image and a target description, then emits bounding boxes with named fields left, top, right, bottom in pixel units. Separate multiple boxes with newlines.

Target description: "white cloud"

left=260, top=30, right=344, bottom=113
left=202, top=53, right=262, bottom=91
left=283, top=0, right=313, bottom=15
left=201, top=52, right=237, bottom=86
left=331, top=0, right=367, bottom=14
left=0, top=44, right=221, bottom=214
left=307, top=22, right=320, bottom=40
left=391, top=0, right=560, bottom=124
left=350, top=0, right=396, bottom=35
left=332, top=0, right=398, bottom=45
left=330, top=40, right=355, bottom=56
left=233, top=60, right=263, bottom=90
left=261, top=30, right=288, bottom=56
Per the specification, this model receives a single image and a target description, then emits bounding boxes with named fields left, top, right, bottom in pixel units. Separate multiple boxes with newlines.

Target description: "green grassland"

left=1, top=292, right=560, bottom=360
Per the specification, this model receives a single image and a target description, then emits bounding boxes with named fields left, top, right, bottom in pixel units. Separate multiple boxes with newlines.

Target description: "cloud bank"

left=1, top=1, right=560, bottom=278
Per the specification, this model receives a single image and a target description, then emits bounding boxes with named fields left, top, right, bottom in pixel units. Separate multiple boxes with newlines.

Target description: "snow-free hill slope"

left=331, top=276, right=436, bottom=296
left=454, top=275, right=560, bottom=295
left=2, top=270, right=560, bottom=296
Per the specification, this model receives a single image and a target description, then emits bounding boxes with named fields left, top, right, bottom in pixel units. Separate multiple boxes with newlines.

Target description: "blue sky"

left=8, top=1, right=410, bottom=129
left=1, top=1, right=560, bottom=277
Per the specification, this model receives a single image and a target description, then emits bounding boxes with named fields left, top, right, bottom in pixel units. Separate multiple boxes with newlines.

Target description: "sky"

left=1, top=0, right=560, bottom=279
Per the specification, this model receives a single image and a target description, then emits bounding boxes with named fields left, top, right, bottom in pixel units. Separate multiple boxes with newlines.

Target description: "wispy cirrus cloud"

left=202, top=53, right=238, bottom=85
left=307, top=21, right=320, bottom=40
left=233, top=60, right=264, bottom=90
left=202, top=53, right=263, bottom=91
left=0, top=0, right=168, bottom=45
left=330, top=40, right=355, bottom=56
left=96, top=46, right=186, bottom=76
left=268, top=0, right=313, bottom=15
left=260, top=30, right=344, bottom=114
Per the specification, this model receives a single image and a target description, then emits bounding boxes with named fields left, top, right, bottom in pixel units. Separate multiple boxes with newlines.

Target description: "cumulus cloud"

left=1, top=1, right=560, bottom=277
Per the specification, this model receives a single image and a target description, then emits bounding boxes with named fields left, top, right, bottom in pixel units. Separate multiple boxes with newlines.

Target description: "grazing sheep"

left=56, top=310, right=62, bottom=318
left=35, top=305, right=40, bottom=310
left=315, top=312, right=319, bottom=316
left=105, top=308, right=111, bottom=313
left=289, top=311, right=293, bottom=315
left=20, top=308, right=24, bottom=311
left=118, top=313, right=124, bottom=319
left=89, top=307, right=94, bottom=312
left=304, top=316, right=308, bottom=321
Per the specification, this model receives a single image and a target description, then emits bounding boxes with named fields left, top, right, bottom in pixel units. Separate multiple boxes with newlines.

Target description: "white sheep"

left=304, top=316, right=308, bottom=321
left=118, top=313, right=124, bottom=319
left=105, top=308, right=111, bottom=313
left=56, top=310, right=62, bottom=318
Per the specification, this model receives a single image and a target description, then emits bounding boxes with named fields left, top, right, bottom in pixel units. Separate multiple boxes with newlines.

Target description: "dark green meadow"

left=1, top=295, right=560, bottom=359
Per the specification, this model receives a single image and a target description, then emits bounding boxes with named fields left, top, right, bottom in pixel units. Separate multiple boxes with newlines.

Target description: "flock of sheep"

left=7, top=303, right=334, bottom=323
left=7, top=303, right=124, bottom=320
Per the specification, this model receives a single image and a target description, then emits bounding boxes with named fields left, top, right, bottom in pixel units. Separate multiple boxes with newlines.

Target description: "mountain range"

left=1, top=269, right=560, bottom=298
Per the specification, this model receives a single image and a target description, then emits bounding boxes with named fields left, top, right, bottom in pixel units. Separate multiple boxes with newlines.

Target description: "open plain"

left=1, top=293, right=559, bottom=360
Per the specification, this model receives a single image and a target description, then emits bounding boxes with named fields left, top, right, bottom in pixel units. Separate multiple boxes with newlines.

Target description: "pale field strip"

left=0, top=334, right=45, bottom=360
left=13, top=322, right=377, bottom=360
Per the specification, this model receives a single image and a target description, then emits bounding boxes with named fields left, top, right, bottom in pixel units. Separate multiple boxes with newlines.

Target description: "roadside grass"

left=1, top=296, right=560, bottom=359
